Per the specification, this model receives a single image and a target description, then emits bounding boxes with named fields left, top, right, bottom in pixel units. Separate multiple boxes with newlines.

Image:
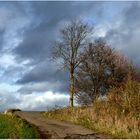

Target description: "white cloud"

left=0, top=83, right=20, bottom=92
left=0, top=90, right=69, bottom=112
left=18, top=81, right=67, bottom=94
left=0, top=54, right=16, bottom=68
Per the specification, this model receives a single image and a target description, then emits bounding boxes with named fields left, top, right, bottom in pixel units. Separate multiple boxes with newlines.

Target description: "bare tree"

left=75, top=39, right=135, bottom=105
left=52, top=21, right=92, bottom=107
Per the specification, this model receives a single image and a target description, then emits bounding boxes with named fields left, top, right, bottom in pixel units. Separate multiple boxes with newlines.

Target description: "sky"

left=0, top=1, right=140, bottom=111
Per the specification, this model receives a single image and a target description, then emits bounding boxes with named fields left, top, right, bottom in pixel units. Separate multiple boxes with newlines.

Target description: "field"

left=0, top=113, right=39, bottom=139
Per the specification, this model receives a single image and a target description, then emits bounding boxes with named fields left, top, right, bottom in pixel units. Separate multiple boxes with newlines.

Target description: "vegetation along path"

left=14, top=111, right=112, bottom=139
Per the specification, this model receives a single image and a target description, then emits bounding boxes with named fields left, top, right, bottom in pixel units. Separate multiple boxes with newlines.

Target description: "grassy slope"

left=43, top=105, right=140, bottom=139
left=43, top=78, right=140, bottom=139
left=0, top=113, right=39, bottom=139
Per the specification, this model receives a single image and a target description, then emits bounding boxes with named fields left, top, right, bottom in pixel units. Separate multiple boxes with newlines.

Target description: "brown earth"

left=14, top=111, right=112, bottom=139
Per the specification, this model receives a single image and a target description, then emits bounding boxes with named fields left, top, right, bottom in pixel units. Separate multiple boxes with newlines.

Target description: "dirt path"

left=14, top=111, right=111, bottom=139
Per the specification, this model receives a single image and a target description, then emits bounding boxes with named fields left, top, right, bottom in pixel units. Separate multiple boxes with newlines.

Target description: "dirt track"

left=15, top=111, right=111, bottom=139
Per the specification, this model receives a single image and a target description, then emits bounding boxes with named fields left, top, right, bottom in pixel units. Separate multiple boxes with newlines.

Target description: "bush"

left=108, top=77, right=140, bottom=116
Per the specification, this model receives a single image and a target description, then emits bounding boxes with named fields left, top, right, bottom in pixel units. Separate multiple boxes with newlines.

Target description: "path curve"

left=14, top=111, right=111, bottom=139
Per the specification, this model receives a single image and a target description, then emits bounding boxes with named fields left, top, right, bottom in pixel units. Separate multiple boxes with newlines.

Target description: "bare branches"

left=53, top=20, right=92, bottom=69
left=75, top=40, right=136, bottom=105
left=52, top=20, right=92, bottom=107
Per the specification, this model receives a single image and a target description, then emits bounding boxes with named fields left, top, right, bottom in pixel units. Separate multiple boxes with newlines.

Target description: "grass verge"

left=43, top=78, right=140, bottom=139
left=0, top=113, right=39, bottom=139
left=43, top=105, right=140, bottom=139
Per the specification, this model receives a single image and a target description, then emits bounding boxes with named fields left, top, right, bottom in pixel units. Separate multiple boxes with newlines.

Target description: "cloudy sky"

left=0, top=1, right=140, bottom=111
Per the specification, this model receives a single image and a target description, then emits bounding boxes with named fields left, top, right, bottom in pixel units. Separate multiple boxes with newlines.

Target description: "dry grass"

left=43, top=79, right=140, bottom=139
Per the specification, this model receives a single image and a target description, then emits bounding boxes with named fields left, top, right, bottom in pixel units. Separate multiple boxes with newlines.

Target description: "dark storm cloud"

left=0, top=1, right=140, bottom=111
left=13, top=1, right=102, bottom=63
left=13, top=1, right=104, bottom=94
left=0, top=29, right=4, bottom=50
left=123, top=2, right=140, bottom=27
left=13, top=20, right=57, bottom=63
left=104, top=2, right=140, bottom=68
left=16, top=61, right=69, bottom=94
left=17, top=80, right=68, bottom=95
left=17, top=61, right=68, bottom=84
left=30, top=1, right=101, bottom=20
left=2, top=1, right=139, bottom=95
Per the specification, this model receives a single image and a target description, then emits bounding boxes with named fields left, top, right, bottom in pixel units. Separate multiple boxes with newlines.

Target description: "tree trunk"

left=70, top=68, right=75, bottom=107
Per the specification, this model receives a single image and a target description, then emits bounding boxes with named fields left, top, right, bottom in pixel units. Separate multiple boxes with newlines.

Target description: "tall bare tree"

left=52, top=21, right=92, bottom=107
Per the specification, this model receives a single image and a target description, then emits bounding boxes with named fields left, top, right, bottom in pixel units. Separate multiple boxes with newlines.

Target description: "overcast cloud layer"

left=0, top=1, right=140, bottom=111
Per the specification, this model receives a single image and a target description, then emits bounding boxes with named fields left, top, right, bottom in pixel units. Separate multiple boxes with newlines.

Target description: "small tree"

left=75, top=39, right=135, bottom=105
left=52, top=21, right=92, bottom=107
